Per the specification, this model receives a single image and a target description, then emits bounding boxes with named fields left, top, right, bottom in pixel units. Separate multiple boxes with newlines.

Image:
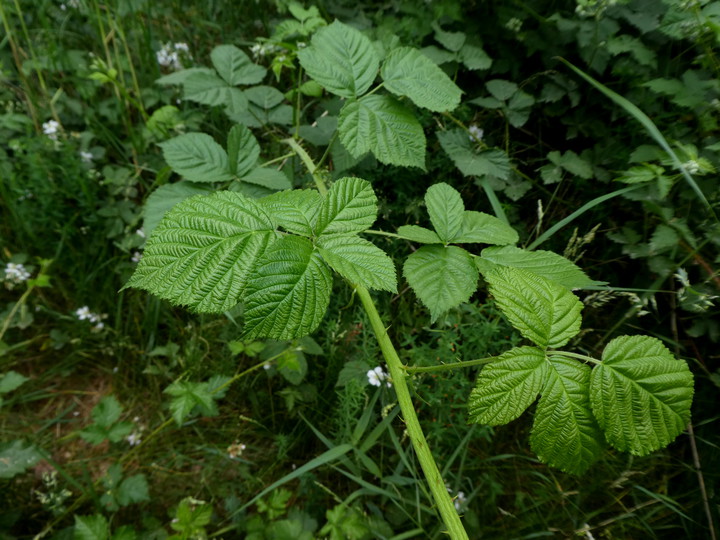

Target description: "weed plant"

left=1, top=0, right=718, bottom=539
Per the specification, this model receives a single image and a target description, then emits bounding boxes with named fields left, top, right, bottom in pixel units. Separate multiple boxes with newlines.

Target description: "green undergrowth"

left=1, top=0, right=718, bottom=538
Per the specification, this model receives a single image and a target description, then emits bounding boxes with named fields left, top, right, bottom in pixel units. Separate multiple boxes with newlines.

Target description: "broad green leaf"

left=244, top=85, right=285, bottom=108
left=318, top=234, right=397, bottom=292
left=259, top=189, right=320, bottom=236
left=403, top=245, right=478, bottom=321
left=210, top=45, right=266, bottom=86
left=164, top=381, right=215, bottom=425
left=244, top=235, right=332, bottom=339
left=437, top=130, right=511, bottom=179
left=315, top=177, right=377, bottom=236
left=468, top=346, right=547, bottom=425
left=432, top=23, right=466, bottom=52
left=127, top=192, right=276, bottom=313
left=142, top=182, right=211, bottom=238
left=338, top=95, right=426, bottom=169
left=241, top=167, right=292, bottom=191
left=0, top=440, right=42, bottom=479
left=459, top=43, right=492, bottom=70
left=183, top=72, right=248, bottom=114
left=486, top=79, right=518, bottom=101
left=425, top=183, right=464, bottom=243
left=452, top=211, right=518, bottom=245
left=156, top=67, right=215, bottom=86
left=590, top=335, right=694, bottom=456
left=479, top=246, right=604, bottom=289
left=297, top=20, right=379, bottom=98
left=0, top=371, right=29, bottom=394
left=396, top=225, right=441, bottom=244
left=91, top=395, right=123, bottom=428
left=530, top=356, right=603, bottom=475
left=116, top=474, right=150, bottom=506
left=74, top=514, right=109, bottom=540
left=160, top=133, right=232, bottom=183
left=485, top=266, right=582, bottom=348
left=380, top=47, right=462, bottom=112
left=227, top=124, right=260, bottom=177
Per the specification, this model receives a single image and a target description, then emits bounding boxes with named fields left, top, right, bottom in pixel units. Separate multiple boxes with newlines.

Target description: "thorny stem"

left=355, top=284, right=469, bottom=540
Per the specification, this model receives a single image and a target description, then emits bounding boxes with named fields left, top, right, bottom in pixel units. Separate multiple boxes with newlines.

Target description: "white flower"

left=80, top=151, right=93, bottom=163
left=4, top=263, right=31, bottom=283
left=42, top=120, right=60, bottom=140
left=227, top=442, right=247, bottom=458
left=468, top=124, right=484, bottom=142
left=126, top=432, right=141, bottom=446
left=136, top=228, right=146, bottom=238
left=156, top=42, right=190, bottom=70
left=367, top=366, right=391, bottom=387
left=263, top=362, right=271, bottom=370
left=75, top=306, right=92, bottom=320
left=454, top=491, right=466, bottom=510
left=131, top=251, right=142, bottom=263
left=682, top=160, right=701, bottom=175
left=173, top=42, right=189, bottom=53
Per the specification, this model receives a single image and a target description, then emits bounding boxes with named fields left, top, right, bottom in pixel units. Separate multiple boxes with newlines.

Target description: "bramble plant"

left=126, top=19, right=695, bottom=539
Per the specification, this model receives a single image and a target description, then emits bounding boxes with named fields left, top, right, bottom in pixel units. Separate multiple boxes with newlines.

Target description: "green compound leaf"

left=116, top=474, right=151, bottom=507
left=227, top=124, right=260, bottom=177
left=211, top=45, right=266, bottom=86
left=530, top=356, right=603, bottom=475
left=403, top=245, right=478, bottom=322
left=164, top=381, right=215, bottom=425
left=396, top=225, right=441, bottom=244
left=259, top=189, right=320, bottom=237
left=437, top=129, right=511, bottom=179
left=468, top=346, right=547, bottom=425
left=485, top=266, right=582, bottom=348
left=244, top=235, right=332, bottom=340
left=338, top=95, right=426, bottom=169
left=297, top=20, right=379, bottom=98
left=453, top=211, right=518, bottom=245
left=315, top=177, right=377, bottom=236
left=480, top=246, right=605, bottom=289
left=318, top=234, right=397, bottom=292
left=425, top=183, right=464, bottom=243
left=183, top=72, right=249, bottom=114
left=590, top=335, right=694, bottom=456
left=127, top=192, right=276, bottom=313
left=160, top=133, right=233, bottom=183
left=380, top=47, right=462, bottom=112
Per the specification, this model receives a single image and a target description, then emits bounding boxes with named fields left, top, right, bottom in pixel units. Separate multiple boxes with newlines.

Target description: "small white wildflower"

left=454, top=491, right=466, bottom=510
left=131, top=251, right=142, bottom=263
left=468, top=124, right=484, bottom=142
left=80, top=151, right=93, bottom=163
left=156, top=42, right=190, bottom=70
left=227, top=442, right=247, bottom=458
left=173, top=42, right=189, bottom=53
left=263, top=362, right=271, bottom=370
left=4, top=262, right=31, bottom=283
left=75, top=306, right=92, bottom=320
left=42, top=120, right=60, bottom=140
left=297, top=42, right=307, bottom=49
left=367, top=366, right=391, bottom=387
left=91, top=322, right=104, bottom=333
left=126, top=432, right=141, bottom=446
left=136, top=228, right=146, bottom=238
left=682, top=160, right=700, bottom=175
